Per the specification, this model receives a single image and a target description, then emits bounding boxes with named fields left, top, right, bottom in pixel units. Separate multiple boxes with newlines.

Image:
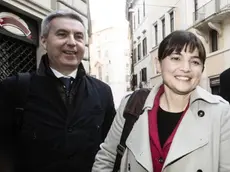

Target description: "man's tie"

left=60, top=77, right=72, bottom=91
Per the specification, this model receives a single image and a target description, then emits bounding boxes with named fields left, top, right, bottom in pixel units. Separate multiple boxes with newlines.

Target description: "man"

left=220, top=68, right=230, bottom=103
left=0, top=10, right=116, bottom=172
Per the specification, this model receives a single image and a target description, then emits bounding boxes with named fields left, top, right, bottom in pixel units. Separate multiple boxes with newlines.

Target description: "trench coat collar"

left=143, top=81, right=220, bottom=111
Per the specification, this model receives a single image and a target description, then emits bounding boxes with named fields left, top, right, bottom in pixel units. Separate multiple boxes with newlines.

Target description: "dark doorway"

left=211, top=85, right=220, bottom=95
left=0, top=33, right=36, bottom=81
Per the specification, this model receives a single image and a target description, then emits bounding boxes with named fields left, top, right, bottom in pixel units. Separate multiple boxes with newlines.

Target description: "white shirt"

left=50, top=67, right=78, bottom=79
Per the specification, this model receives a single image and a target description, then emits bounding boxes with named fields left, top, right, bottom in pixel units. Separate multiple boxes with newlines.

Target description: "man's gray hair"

left=41, top=10, right=84, bottom=38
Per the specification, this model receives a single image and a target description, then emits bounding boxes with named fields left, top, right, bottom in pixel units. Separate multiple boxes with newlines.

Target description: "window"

left=154, top=24, right=158, bottom=45
left=194, top=0, right=198, bottom=20
left=138, top=9, right=140, bottom=24
left=170, top=12, right=174, bottom=32
left=133, top=48, right=137, bottom=64
left=132, top=74, right=137, bottom=87
left=143, top=0, right=146, bottom=17
left=210, top=29, right=218, bottom=52
left=138, top=43, right=141, bottom=60
left=162, top=18, right=165, bottom=39
left=141, top=68, right=147, bottom=82
left=142, top=37, right=147, bottom=57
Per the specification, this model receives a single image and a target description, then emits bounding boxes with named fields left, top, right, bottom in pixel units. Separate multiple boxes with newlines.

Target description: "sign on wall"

left=0, top=4, right=39, bottom=46
left=0, top=12, right=32, bottom=39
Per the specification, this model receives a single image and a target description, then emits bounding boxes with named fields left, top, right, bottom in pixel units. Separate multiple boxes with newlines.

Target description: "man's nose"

left=67, top=35, right=76, bottom=46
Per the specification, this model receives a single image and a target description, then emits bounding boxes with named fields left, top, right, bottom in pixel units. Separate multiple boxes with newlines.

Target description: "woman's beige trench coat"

left=92, top=83, right=230, bottom=172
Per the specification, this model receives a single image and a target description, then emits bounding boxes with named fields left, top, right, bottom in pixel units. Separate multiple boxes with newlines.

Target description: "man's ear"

left=40, top=36, right=47, bottom=50
left=156, top=57, right=161, bottom=73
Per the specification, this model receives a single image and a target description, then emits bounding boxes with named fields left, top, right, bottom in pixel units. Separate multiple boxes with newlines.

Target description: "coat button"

left=197, top=170, right=202, bottom=172
left=198, top=110, right=205, bottom=117
left=158, top=157, right=164, bottom=164
left=33, top=132, right=36, bottom=140
left=67, top=127, right=73, bottom=133
left=128, top=163, right=131, bottom=171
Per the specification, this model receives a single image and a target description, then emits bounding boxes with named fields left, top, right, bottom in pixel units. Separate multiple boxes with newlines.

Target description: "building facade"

left=0, top=0, right=91, bottom=81
left=89, top=22, right=131, bottom=108
left=126, top=0, right=230, bottom=95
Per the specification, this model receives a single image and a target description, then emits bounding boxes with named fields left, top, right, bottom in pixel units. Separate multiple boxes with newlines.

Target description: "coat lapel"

left=124, top=83, right=161, bottom=172
left=126, top=109, right=153, bottom=172
left=162, top=107, right=209, bottom=170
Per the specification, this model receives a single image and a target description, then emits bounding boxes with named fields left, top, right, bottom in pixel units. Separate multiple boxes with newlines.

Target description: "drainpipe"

left=128, top=3, right=135, bottom=91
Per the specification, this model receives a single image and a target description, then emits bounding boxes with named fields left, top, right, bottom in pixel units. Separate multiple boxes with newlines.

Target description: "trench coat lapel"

left=124, top=84, right=161, bottom=172
left=162, top=85, right=220, bottom=170
left=126, top=109, right=153, bottom=172
left=162, top=107, right=209, bottom=170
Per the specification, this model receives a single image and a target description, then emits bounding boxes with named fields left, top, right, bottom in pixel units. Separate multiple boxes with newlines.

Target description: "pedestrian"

left=92, top=30, right=230, bottom=172
left=0, top=10, right=116, bottom=172
left=220, top=67, right=230, bottom=103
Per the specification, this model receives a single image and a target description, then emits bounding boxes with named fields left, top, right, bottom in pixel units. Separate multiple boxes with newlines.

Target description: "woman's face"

left=158, top=45, right=204, bottom=95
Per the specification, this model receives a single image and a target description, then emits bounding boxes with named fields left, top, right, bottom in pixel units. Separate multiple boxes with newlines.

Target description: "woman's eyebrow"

left=171, top=52, right=181, bottom=55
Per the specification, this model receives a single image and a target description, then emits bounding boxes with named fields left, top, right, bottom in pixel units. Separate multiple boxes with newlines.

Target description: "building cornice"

left=1, top=0, right=52, bottom=20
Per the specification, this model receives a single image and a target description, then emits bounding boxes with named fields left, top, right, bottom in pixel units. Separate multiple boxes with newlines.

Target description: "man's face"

left=158, top=46, right=204, bottom=95
left=41, top=17, right=85, bottom=72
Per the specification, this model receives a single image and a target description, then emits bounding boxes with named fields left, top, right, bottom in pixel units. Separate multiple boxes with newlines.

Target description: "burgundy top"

left=148, top=86, right=189, bottom=172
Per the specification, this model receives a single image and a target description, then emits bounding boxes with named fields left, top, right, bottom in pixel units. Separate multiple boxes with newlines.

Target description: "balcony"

left=194, top=0, right=216, bottom=23
left=193, top=0, right=230, bottom=30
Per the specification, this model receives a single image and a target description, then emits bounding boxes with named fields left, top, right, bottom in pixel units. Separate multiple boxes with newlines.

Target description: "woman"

left=92, top=30, right=230, bottom=172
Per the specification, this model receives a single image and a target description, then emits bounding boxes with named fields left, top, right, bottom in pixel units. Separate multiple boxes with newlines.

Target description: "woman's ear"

left=156, top=57, right=161, bottom=74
